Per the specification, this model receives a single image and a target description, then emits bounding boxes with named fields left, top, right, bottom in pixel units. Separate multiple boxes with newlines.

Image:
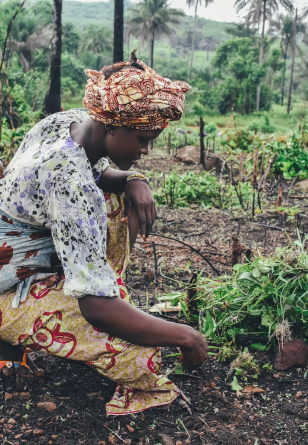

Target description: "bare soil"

left=1, top=151, right=308, bottom=445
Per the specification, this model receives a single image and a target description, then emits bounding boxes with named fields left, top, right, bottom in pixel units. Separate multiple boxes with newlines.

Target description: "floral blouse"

left=0, top=110, right=119, bottom=299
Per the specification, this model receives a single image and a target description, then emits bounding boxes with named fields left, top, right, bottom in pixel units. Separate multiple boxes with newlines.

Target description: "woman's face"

left=104, top=127, right=163, bottom=170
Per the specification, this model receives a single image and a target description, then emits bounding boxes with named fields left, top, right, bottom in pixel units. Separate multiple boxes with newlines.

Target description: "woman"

left=0, top=52, right=208, bottom=415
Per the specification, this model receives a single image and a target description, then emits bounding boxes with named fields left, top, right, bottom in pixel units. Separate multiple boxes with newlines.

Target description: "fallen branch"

left=150, top=233, right=221, bottom=276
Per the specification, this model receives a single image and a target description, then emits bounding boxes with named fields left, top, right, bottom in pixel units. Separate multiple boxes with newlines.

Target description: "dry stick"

left=152, top=241, right=158, bottom=286
left=260, top=151, right=265, bottom=176
left=158, top=219, right=185, bottom=230
left=259, top=152, right=278, bottom=191
left=252, top=148, right=259, bottom=186
left=239, top=152, right=243, bottom=183
left=230, top=163, right=233, bottom=185
left=150, top=233, right=221, bottom=276
left=252, top=188, right=256, bottom=218
left=277, top=184, right=283, bottom=208
left=83, top=412, right=126, bottom=444
left=135, top=245, right=148, bottom=254
left=231, top=234, right=242, bottom=267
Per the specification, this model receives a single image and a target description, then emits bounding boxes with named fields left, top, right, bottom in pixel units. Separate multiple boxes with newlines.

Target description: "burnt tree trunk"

left=43, top=0, right=62, bottom=115
left=113, top=0, right=124, bottom=63
left=231, top=235, right=242, bottom=267
left=200, top=116, right=205, bottom=168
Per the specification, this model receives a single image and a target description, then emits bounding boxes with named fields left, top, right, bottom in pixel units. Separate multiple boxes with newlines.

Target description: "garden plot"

left=2, top=150, right=308, bottom=445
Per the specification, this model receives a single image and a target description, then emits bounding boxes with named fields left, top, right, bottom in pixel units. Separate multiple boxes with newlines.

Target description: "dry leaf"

left=108, top=434, right=118, bottom=444
left=37, top=402, right=57, bottom=412
left=149, top=302, right=181, bottom=313
left=242, top=385, right=265, bottom=394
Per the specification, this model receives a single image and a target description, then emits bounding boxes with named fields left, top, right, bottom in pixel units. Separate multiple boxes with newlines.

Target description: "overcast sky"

left=70, top=0, right=308, bottom=22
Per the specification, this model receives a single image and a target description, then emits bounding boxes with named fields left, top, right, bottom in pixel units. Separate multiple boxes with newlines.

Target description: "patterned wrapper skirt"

left=0, top=193, right=180, bottom=416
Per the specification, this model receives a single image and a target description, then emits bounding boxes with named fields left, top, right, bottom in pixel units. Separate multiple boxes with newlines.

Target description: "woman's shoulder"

left=34, top=109, right=88, bottom=135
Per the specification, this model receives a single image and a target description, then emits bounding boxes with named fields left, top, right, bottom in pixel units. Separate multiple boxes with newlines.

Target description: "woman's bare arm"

left=79, top=295, right=209, bottom=370
left=98, top=167, right=157, bottom=239
left=97, top=167, right=134, bottom=193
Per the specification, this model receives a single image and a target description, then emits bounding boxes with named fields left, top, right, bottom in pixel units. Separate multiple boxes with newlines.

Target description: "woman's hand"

left=121, top=180, right=157, bottom=240
left=180, top=329, right=209, bottom=370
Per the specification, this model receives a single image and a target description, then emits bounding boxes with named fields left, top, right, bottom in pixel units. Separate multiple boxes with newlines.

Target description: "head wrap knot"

left=83, top=59, right=191, bottom=130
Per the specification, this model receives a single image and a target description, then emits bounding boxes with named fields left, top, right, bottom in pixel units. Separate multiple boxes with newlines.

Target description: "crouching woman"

left=0, top=53, right=208, bottom=415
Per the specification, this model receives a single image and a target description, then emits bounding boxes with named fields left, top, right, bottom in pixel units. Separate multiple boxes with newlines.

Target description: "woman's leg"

left=0, top=277, right=179, bottom=415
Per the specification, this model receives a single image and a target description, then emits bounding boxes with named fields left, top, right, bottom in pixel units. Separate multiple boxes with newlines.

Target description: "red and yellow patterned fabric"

left=0, top=194, right=180, bottom=415
left=83, top=59, right=191, bottom=130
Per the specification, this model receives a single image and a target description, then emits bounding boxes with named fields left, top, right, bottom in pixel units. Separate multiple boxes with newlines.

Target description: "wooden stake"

left=230, top=163, right=233, bottom=185
left=252, top=148, right=259, bottom=186
left=152, top=241, right=158, bottom=286
left=277, top=184, right=283, bottom=208
left=239, top=152, right=243, bottom=183
left=200, top=116, right=206, bottom=168
left=231, top=234, right=242, bottom=267
left=167, top=133, right=171, bottom=154
left=186, top=273, right=198, bottom=326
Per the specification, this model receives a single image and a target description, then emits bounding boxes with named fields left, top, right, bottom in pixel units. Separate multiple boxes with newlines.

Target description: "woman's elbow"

left=78, top=295, right=108, bottom=329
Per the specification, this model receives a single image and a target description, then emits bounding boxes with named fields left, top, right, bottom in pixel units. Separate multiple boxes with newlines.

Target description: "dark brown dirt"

left=1, top=151, right=308, bottom=445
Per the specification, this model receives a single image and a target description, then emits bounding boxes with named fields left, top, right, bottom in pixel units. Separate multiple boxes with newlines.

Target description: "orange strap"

left=0, top=349, right=30, bottom=370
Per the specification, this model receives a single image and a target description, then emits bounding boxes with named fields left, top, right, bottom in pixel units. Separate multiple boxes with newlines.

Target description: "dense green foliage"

left=153, top=171, right=253, bottom=209
left=196, top=233, right=308, bottom=348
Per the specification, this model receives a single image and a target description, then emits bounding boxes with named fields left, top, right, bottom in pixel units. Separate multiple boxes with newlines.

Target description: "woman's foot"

left=0, top=340, right=44, bottom=377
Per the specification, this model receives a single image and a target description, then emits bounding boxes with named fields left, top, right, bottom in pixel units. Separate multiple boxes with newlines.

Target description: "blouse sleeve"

left=92, top=157, right=110, bottom=184
left=44, top=156, right=119, bottom=299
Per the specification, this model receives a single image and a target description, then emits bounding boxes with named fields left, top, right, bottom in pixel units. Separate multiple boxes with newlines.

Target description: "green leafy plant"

left=196, top=231, right=308, bottom=347
left=154, top=171, right=253, bottom=210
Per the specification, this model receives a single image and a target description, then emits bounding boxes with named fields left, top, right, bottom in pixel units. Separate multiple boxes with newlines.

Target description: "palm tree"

left=235, top=0, right=293, bottom=111
left=81, top=26, right=113, bottom=54
left=272, top=14, right=293, bottom=105
left=244, top=0, right=272, bottom=29
left=43, top=0, right=62, bottom=115
left=198, top=36, right=217, bottom=60
left=127, top=0, right=184, bottom=68
left=113, top=0, right=124, bottom=63
left=186, top=0, right=214, bottom=77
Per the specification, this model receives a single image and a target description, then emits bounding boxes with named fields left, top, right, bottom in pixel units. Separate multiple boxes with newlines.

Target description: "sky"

left=69, top=0, right=308, bottom=23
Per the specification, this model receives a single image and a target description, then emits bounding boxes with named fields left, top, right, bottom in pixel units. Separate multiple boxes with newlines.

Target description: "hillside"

left=63, top=0, right=232, bottom=45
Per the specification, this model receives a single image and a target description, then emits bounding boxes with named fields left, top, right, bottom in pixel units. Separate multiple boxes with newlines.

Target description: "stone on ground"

left=274, top=339, right=308, bottom=370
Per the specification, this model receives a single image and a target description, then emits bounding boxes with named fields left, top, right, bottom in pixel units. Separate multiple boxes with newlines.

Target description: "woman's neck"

left=70, top=118, right=108, bottom=167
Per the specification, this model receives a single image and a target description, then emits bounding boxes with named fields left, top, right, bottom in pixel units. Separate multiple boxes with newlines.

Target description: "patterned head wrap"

left=83, top=57, right=191, bottom=130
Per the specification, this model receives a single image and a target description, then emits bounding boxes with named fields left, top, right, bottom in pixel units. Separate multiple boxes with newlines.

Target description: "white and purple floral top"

left=0, top=110, right=119, bottom=299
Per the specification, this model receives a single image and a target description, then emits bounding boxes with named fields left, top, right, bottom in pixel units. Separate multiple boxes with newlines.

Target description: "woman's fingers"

left=145, top=207, right=154, bottom=239
left=121, top=197, right=132, bottom=223
left=137, top=208, right=147, bottom=240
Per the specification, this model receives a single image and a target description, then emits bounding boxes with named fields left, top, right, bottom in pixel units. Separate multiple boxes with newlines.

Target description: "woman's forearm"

left=98, top=167, right=137, bottom=193
left=78, top=295, right=195, bottom=349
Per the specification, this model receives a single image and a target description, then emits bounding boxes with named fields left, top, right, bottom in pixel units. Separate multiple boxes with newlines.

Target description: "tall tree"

left=127, top=0, right=184, bottom=68
left=113, top=0, right=124, bottom=62
left=198, top=36, right=217, bottom=60
left=186, top=0, right=214, bottom=77
left=287, top=7, right=297, bottom=114
left=43, top=0, right=62, bottom=115
left=235, top=0, right=293, bottom=111
left=0, top=0, right=26, bottom=142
